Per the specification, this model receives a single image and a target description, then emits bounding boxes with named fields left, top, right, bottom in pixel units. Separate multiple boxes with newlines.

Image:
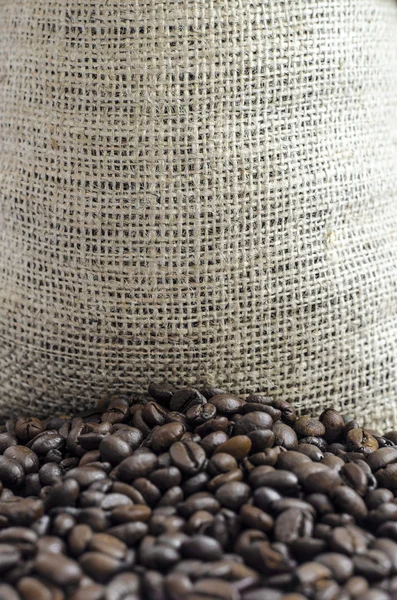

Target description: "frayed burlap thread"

left=0, top=0, right=397, bottom=427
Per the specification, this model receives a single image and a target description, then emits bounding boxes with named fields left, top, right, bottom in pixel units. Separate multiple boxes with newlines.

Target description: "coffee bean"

left=296, top=443, right=324, bottom=462
left=276, top=451, right=312, bottom=471
left=294, top=416, right=326, bottom=438
left=249, top=468, right=299, bottom=492
left=207, top=394, right=245, bottom=415
left=15, top=418, right=44, bottom=443
left=34, top=552, right=82, bottom=586
left=214, top=436, right=252, bottom=460
left=353, top=550, right=392, bottom=581
left=3, top=446, right=40, bottom=474
left=331, top=525, right=371, bottom=555
left=170, top=388, right=207, bottom=413
left=0, top=456, right=25, bottom=487
left=332, top=486, right=368, bottom=519
left=200, top=431, right=230, bottom=456
left=346, top=429, right=379, bottom=454
left=148, top=382, right=175, bottom=404
left=116, top=452, right=158, bottom=481
left=181, top=535, right=223, bottom=561
left=233, top=412, right=273, bottom=436
left=274, top=508, right=313, bottom=543
left=215, top=482, right=250, bottom=510
left=169, top=441, right=206, bottom=474
left=272, top=423, right=298, bottom=449
left=150, top=423, right=186, bottom=453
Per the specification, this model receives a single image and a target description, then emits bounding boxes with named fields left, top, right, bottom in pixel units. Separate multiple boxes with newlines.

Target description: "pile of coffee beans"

left=2, top=385, right=397, bottom=599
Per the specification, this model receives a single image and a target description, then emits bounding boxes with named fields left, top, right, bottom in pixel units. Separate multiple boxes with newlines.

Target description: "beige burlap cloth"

left=0, top=0, right=396, bottom=427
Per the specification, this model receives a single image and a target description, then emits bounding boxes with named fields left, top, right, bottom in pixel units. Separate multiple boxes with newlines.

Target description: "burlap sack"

left=0, top=0, right=396, bottom=427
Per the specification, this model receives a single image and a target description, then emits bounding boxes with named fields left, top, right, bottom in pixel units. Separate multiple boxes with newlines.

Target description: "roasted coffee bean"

left=346, top=429, right=379, bottom=454
left=302, top=468, right=341, bottom=494
left=332, top=486, right=369, bottom=519
left=320, top=409, right=345, bottom=442
left=272, top=423, right=298, bottom=449
left=340, top=462, right=369, bottom=496
left=148, top=382, right=175, bottom=404
left=3, top=446, right=40, bottom=474
left=215, top=482, right=250, bottom=510
left=0, top=456, right=25, bottom=487
left=353, top=550, right=392, bottom=581
left=170, top=388, right=207, bottom=413
left=207, top=394, right=245, bottom=415
left=296, top=443, right=324, bottom=462
left=248, top=429, right=275, bottom=452
left=330, top=525, right=371, bottom=555
left=274, top=508, right=313, bottom=543
left=150, top=423, right=186, bottom=453
left=249, top=468, right=299, bottom=492
left=233, top=412, right=273, bottom=436
left=34, top=551, right=82, bottom=586
left=169, top=441, right=206, bottom=474
left=181, top=535, right=223, bottom=562
left=116, top=452, right=158, bottom=481
left=214, top=436, right=252, bottom=459
left=15, top=417, right=44, bottom=443
left=276, top=450, right=312, bottom=471
left=294, top=416, right=326, bottom=438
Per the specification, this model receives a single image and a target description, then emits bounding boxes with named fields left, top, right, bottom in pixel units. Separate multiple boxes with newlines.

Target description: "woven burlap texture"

left=0, top=0, right=396, bottom=427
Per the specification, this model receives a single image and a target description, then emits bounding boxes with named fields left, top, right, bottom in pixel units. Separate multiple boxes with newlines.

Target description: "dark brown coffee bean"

left=170, top=388, right=207, bottom=413
left=274, top=508, right=313, bottom=543
left=331, top=486, right=368, bottom=519
left=28, top=430, right=65, bottom=455
left=178, top=492, right=220, bottom=518
left=116, top=452, right=158, bottom=482
left=366, top=489, right=394, bottom=509
left=169, top=441, right=206, bottom=474
left=233, top=412, right=273, bottom=436
left=346, top=428, right=379, bottom=454
left=369, top=503, right=397, bottom=526
left=353, top=550, right=392, bottom=581
left=38, top=463, right=63, bottom=486
left=79, top=551, right=122, bottom=583
left=302, top=468, right=341, bottom=495
left=214, top=436, right=252, bottom=460
left=15, top=418, right=44, bottom=443
left=0, top=456, right=25, bottom=487
left=0, top=544, right=21, bottom=575
left=0, top=433, right=18, bottom=454
left=3, top=446, right=39, bottom=474
left=276, top=451, right=312, bottom=471
left=272, top=423, right=298, bottom=449
left=182, top=473, right=210, bottom=495
left=148, top=382, right=175, bottom=404
left=207, top=453, right=238, bottom=476
left=215, top=482, right=250, bottom=510
left=207, top=394, right=245, bottom=415
left=142, top=402, right=168, bottom=428
left=195, top=417, right=230, bottom=438
left=248, top=429, right=275, bottom=452
left=181, top=535, right=223, bottom=562
left=249, top=468, right=299, bottom=492
left=296, top=443, right=324, bottom=462
left=330, top=525, right=371, bottom=555
left=253, top=487, right=282, bottom=511
left=186, top=404, right=217, bottom=426
left=343, top=575, right=369, bottom=596
left=340, top=462, right=368, bottom=496
left=290, top=538, right=328, bottom=561
left=34, top=552, right=82, bottom=586
left=64, top=467, right=106, bottom=488
left=367, top=448, right=397, bottom=472
left=248, top=447, right=280, bottom=467
left=150, top=423, right=186, bottom=453
left=306, top=493, right=334, bottom=515
left=0, top=498, right=44, bottom=526
left=133, top=478, right=161, bottom=506
left=316, top=552, right=354, bottom=582
left=319, top=409, right=345, bottom=442
left=294, top=416, right=326, bottom=438
left=200, top=431, right=230, bottom=456
left=271, top=497, right=316, bottom=516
